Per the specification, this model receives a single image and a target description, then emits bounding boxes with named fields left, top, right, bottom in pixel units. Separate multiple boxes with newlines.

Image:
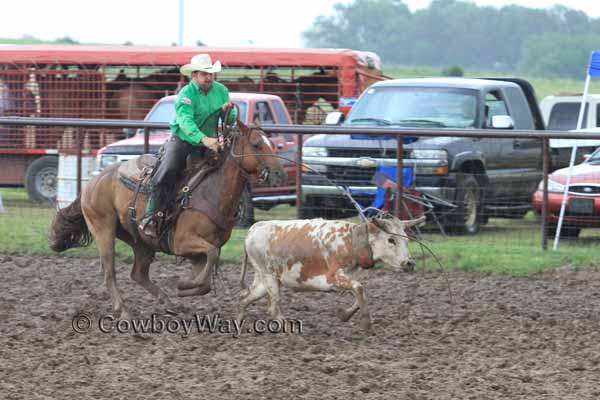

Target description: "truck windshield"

left=145, top=100, right=248, bottom=124
left=348, top=87, right=478, bottom=128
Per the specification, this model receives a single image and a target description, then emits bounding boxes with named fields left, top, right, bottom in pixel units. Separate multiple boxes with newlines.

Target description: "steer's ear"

left=401, top=215, right=426, bottom=228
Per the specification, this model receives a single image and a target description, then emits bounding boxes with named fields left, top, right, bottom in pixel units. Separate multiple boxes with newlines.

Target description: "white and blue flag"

left=589, top=51, right=600, bottom=76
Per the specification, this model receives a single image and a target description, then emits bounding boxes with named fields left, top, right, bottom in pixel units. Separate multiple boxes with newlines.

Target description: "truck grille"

left=325, top=165, right=376, bottom=185
left=328, top=148, right=408, bottom=159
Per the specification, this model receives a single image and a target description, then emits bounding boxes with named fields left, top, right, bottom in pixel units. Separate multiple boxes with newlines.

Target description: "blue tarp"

left=348, top=165, right=413, bottom=209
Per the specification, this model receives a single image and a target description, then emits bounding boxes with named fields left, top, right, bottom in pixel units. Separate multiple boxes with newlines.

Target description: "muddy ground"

left=1, top=255, right=600, bottom=399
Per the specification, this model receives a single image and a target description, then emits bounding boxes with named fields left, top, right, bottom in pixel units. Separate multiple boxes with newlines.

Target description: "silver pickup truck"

left=301, top=77, right=545, bottom=234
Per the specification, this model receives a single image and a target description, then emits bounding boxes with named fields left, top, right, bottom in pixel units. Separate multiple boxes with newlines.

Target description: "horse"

left=48, top=121, right=285, bottom=319
left=261, top=69, right=340, bottom=124
left=294, top=68, right=339, bottom=124
left=105, top=81, right=164, bottom=120
left=221, top=76, right=259, bottom=93
left=105, top=67, right=182, bottom=120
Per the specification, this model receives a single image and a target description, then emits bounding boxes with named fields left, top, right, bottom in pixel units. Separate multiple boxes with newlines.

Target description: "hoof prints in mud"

left=1, top=255, right=600, bottom=399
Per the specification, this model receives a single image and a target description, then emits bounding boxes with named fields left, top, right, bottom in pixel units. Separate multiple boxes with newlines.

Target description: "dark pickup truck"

left=301, top=77, right=545, bottom=234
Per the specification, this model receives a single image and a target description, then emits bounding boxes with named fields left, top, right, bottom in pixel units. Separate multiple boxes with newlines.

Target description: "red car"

left=532, top=146, right=600, bottom=237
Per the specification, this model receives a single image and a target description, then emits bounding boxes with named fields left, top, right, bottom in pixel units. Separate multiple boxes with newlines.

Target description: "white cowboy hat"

left=180, top=54, right=222, bottom=76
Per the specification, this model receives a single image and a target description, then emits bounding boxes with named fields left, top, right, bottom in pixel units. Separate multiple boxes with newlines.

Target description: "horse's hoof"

left=164, top=307, right=179, bottom=316
left=336, top=307, right=352, bottom=322
left=177, top=284, right=212, bottom=297
left=177, top=279, right=196, bottom=291
left=196, top=283, right=211, bottom=296
left=360, top=316, right=373, bottom=333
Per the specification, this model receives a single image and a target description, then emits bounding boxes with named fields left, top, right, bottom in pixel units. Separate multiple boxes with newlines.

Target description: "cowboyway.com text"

left=71, top=313, right=303, bottom=337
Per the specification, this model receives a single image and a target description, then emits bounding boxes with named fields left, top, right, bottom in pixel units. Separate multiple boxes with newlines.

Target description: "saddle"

left=118, top=153, right=234, bottom=252
left=117, top=154, right=156, bottom=193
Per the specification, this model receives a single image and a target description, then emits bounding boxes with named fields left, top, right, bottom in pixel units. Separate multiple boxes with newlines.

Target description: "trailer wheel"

left=25, top=156, right=58, bottom=203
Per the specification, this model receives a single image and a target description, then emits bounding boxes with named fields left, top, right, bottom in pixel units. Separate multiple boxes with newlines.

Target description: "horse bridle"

left=227, top=126, right=272, bottom=183
left=220, top=104, right=272, bottom=183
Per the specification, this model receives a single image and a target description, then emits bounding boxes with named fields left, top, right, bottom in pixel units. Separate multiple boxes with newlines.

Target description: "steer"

left=238, top=215, right=424, bottom=331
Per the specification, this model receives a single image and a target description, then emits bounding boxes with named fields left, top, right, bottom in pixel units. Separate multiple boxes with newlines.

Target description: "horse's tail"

left=48, top=194, right=92, bottom=252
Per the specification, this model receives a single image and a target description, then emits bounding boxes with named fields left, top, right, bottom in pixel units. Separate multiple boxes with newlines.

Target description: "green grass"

left=1, top=188, right=29, bottom=202
left=383, top=64, right=600, bottom=101
left=411, top=219, right=600, bottom=275
left=1, top=188, right=599, bottom=275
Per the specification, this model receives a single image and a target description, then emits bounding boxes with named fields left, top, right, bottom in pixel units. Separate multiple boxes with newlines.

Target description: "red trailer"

left=0, top=45, right=385, bottom=201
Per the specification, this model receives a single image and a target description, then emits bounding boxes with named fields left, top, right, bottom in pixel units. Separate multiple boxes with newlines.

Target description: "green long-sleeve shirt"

left=169, top=80, right=237, bottom=146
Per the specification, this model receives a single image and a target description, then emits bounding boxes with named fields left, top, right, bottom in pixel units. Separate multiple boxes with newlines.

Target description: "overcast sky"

left=0, top=0, right=598, bottom=48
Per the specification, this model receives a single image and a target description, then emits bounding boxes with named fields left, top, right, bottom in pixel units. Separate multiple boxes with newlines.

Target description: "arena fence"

left=1, top=116, right=600, bottom=264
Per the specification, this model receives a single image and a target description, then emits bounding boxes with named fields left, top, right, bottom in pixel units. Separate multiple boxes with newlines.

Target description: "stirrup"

left=139, top=212, right=162, bottom=238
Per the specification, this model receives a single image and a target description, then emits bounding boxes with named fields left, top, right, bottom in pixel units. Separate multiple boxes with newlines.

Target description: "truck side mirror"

left=325, top=111, right=345, bottom=125
left=583, top=154, right=592, bottom=161
left=491, top=115, right=514, bottom=129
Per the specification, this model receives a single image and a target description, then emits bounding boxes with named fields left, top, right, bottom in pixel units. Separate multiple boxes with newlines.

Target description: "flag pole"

left=553, top=53, right=596, bottom=250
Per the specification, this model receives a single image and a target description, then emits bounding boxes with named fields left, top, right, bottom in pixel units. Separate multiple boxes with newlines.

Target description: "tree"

left=441, top=65, right=464, bottom=77
left=519, top=34, right=600, bottom=79
left=302, top=0, right=600, bottom=78
left=55, top=36, right=79, bottom=44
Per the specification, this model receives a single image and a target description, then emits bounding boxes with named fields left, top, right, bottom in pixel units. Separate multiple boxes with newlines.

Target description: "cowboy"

left=140, top=53, right=237, bottom=237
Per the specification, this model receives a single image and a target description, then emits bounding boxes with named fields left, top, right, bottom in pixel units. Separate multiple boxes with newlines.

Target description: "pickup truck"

left=96, top=92, right=299, bottom=227
left=540, top=94, right=600, bottom=131
left=539, top=94, right=600, bottom=168
left=301, top=77, right=545, bottom=234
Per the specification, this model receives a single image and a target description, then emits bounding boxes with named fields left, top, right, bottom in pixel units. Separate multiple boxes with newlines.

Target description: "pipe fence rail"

left=2, top=116, right=600, bottom=252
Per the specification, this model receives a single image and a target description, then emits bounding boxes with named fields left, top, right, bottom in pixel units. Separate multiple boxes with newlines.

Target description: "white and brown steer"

left=238, top=216, right=423, bottom=331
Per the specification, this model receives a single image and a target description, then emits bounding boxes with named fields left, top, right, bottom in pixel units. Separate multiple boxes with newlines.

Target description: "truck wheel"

left=235, top=185, right=255, bottom=228
left=25, top=156, right=59, bottom=203
left=448, top=174, right=482, bottom=235
left=548, top=225, right=580, bottom=239
left=299, top=196, right=321, bottom=219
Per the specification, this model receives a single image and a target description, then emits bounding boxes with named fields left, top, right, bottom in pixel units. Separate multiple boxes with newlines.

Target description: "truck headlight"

left=100, top=155, right=118, bottom=169
left=415, top=166, right=449, bottom=175
left=409, top=149, right=448, bottom=160
left=538, top=179, right=565, bottom=193
left=303, top=147, right=328, bottom=157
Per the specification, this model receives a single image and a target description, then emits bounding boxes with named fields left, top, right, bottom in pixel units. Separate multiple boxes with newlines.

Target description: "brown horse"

left=294, top=69, right=339, bottom=124
left=105, top=67, right=182, bottom=120
left=49, top=121, right=285, bottom=319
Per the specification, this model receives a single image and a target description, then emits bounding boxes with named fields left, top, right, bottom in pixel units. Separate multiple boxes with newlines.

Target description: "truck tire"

left=25, top=156, right=59, bottom=203
left=235, top=185, right=255, bottom=228
left=447, top=174, right=482, bottom=235
left=299, top=196, right=322, bottom=219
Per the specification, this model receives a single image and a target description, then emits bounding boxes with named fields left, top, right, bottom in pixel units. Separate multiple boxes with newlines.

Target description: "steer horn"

left=401, top=215, right=426, bottom=228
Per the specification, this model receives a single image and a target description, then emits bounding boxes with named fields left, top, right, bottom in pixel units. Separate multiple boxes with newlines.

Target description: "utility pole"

left=178, top=0, right=184, bottom=46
